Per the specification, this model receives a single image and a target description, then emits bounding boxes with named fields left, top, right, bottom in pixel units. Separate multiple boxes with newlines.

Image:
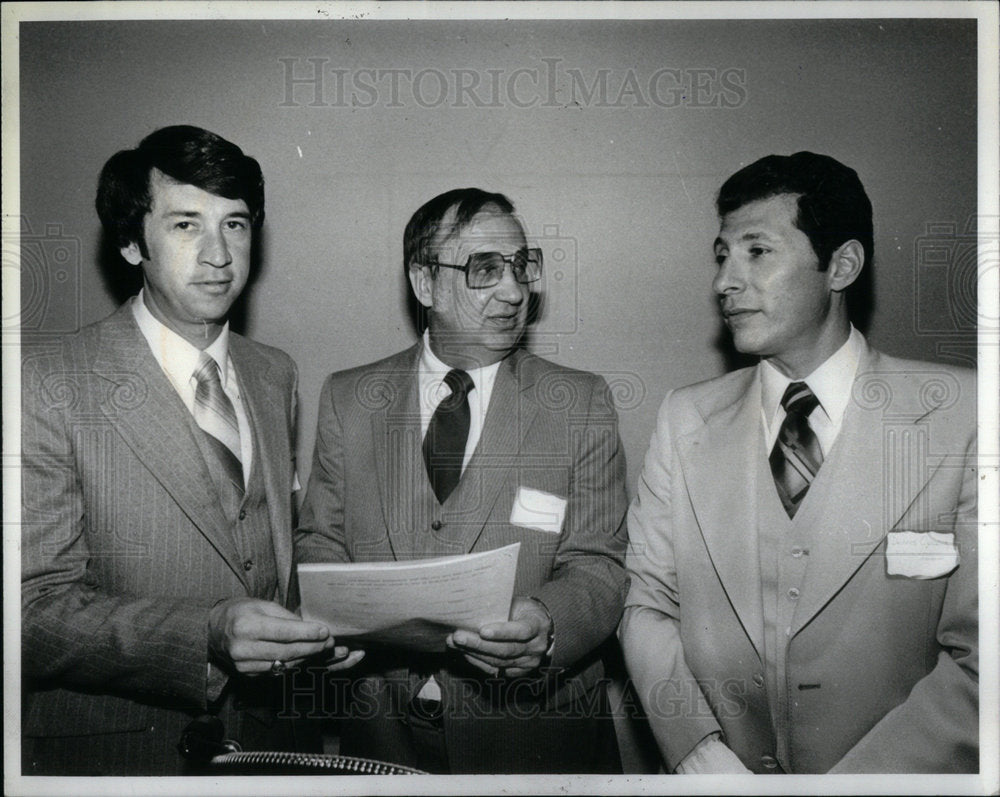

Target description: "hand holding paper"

left=298, top=543, right=520, bottom=653
left=448, top=597, right=553, bottom=677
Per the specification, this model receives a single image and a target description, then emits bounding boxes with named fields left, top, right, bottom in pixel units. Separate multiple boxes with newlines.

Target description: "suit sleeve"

left=619, top=389, right=725, bottom=771
left=829, top=426, right=979, bottom=773
left=20, top=349, right=215, bottom=710
left=294, top=374, right=351, bottom=564
left=531, top=375, right=629, bottom=670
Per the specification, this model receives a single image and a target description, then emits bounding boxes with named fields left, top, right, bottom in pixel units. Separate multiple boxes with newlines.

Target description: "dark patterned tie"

left=769, top=381, right=823, bottom=518
left=422, top=369, right=474, bottom=504
left=192, top=353, right=244, bottom=491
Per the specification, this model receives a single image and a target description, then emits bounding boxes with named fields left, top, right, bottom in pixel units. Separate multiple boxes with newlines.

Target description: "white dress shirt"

left=131, top=290, right=253, bottom=480
left=417, top=329, right=502, bottom=473
left=760, top=325, right=865, bottom=456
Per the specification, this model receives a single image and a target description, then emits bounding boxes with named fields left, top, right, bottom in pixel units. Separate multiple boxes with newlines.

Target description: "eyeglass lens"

left=466, top=250, right=541, bottom=288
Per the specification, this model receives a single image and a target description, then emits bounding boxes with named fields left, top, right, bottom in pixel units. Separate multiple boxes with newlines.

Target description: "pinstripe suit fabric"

left=21, top=303, right=303, bottom=775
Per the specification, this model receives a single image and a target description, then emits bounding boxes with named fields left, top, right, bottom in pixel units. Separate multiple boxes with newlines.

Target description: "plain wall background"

left=19, top=17, right=978, bottom=495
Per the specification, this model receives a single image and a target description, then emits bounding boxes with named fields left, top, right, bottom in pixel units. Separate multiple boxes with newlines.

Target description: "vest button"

left=431, top=520, right=443, bottom=531
left=239, top=509, right=247, bottom=521
left=243, top=559, right=253, bottom=571
left=790, top=546, right=804, bottom=558
left=760, top=754, right=778, bottom=770
left=752, top=673, right=764, bottom=688
left=787, top=587, right=800, bottom=600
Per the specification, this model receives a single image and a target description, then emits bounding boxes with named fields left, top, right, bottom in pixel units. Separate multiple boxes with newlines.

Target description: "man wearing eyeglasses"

left=296, top=188, right=628, bottom=773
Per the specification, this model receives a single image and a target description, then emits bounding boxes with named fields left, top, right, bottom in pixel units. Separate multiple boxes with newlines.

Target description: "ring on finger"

left=270, top=659, right=287, bottom=676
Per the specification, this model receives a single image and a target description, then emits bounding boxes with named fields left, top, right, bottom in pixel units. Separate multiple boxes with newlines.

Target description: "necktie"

left=423, top=369, right=474, bottom=504
left=769, top=381, right=823, bottom=518
left=192, top=353, right=244, bottom=491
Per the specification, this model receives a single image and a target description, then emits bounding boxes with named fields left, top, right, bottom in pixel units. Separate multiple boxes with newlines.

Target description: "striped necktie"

left=769, top=381, right=823, bottom=518
left=422, top=369, right=474, bottom=504
left=192, top=353, right=244, bottom=491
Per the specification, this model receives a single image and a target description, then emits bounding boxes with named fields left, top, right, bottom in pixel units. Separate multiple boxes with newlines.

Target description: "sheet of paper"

left=297, top=543, right=520, bottom=653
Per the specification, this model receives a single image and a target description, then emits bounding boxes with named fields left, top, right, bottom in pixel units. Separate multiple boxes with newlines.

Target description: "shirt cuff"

left=674, top=732, right=750, bottom=774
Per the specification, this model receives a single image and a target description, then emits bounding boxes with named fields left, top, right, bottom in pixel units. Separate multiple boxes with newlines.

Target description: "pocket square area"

left=886, top=530, right=960, bottom=579
left=510, top=487, right=567, bottom=534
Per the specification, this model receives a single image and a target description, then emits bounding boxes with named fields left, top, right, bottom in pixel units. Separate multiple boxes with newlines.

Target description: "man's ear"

left=827, top=239, right=864, bottom=292
left=121, top=241, right=144, bottom=266
left=408, top=263, right=434, bottom=309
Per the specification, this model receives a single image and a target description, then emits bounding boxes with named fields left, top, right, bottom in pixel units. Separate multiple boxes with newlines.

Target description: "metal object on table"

left=178, top=715, right=426, bottom=775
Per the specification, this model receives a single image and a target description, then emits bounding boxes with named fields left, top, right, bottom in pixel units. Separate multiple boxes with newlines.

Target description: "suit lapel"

left=679, top=368, right=765, bottom=659
left=448, top=351, right=534, bottom=554
left=790, top=347, right=950, bottom=635
left=371, top=346, right=424, bottom=561
left=92, top=306, right=249, bottom=589
left=230, top=336, right=291, bottom=603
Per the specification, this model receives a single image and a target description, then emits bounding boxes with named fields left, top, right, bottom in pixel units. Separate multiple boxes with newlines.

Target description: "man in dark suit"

left=295, top=188, right=629, bottom=773
left=21, top=126, right=344, bottom=775
left=621, top=152, right=977, bottom=773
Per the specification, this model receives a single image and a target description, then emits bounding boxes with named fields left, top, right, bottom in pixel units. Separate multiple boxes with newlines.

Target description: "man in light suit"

left=21, top=126, right=344, bottom=775
left=621, top=152, right=977, bottom=774
left=295, top=188, right=629, bottom=773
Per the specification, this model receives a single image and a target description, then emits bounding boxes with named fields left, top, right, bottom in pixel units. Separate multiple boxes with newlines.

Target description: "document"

left=297, top=543, right=520, bottom=652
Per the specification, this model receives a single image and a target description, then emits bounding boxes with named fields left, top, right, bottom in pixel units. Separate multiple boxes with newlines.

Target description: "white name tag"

left=510, top=486, right=567, bottom=534
left=886, top=531, right=960, bottom=579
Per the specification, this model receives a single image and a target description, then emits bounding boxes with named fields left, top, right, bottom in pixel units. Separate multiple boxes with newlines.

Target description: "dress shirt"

left=760, top=326, right=865, bottom=456
left=131, top=290, right=253, bottom=481
left=417, top=329, right=502, bottom=473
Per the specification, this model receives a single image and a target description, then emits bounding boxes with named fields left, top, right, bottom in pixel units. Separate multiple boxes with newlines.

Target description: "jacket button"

left=760, top=754, right=778, bottom=769
left=239, top=509, right=247, bottom=521
left=243, top=559, right=253, bottom=571
left=790, top=546, right=804, bottom=558
left=752, top=673, right=764, bottom=688
left=431, top=520, right=443, bottom=531
left=787, top=587, right=800, bottom=600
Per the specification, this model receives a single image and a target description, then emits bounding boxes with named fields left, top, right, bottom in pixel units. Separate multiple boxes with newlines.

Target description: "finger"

left=475, top=620, right=536, bottom=643
left=460, top=653, right=501, bottom=676
left=450, top=635, right=530, bottom=659
left=229, top=637, right=336, bottom=664
left=462, top=649, right=542, bottom=671
left=326, top=649, right=366, bottom=672
left=233, top=613, right=332, bottom=644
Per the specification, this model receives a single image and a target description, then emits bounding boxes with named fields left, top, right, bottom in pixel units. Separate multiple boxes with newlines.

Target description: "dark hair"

left=716, top=151, right=873, bottom=272
left=403, top=188, right=515, bottom=274
left=96, top=125, right=264, bottom=258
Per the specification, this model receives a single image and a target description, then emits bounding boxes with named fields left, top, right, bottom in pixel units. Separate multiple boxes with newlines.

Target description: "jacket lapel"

left=230, top=335, right=291, bottom=603
left=678, top=368, right=765, bottom=660
left=371, top=345, right=424, bottom=561
left=790, top=346, right=950, bottom=635
left=448, top=351, right=533, bottom=554
left=92, top=305, right=249, bottom=589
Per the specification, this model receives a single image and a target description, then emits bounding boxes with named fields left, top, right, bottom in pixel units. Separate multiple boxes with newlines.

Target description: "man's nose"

left=200, top=229, right=232, bottom=268
left=712, top=256, right=744, bottom=295
left=493, top=263, right=525, bottom=303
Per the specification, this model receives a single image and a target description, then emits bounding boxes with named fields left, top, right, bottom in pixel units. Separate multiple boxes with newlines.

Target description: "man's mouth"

left=722, top=307, right=757, bottom=321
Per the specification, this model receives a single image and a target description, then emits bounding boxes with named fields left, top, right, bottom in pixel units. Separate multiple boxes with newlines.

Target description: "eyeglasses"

left=427, top=248, right=543, bottom=289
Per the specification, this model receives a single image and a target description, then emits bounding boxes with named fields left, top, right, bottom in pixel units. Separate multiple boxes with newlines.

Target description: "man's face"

left=411, top=206, right=530, bottom=368
left=713, top=193, right=841, bottom=376
left=122, top=169, right=251, bottom=347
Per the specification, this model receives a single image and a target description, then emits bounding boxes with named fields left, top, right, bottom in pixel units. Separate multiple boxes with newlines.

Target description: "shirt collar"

left=131, top=289, right=231, bottom=387
left=761, top=326, right=865, bottom=432
left=418, top=329, right=501, bottom=398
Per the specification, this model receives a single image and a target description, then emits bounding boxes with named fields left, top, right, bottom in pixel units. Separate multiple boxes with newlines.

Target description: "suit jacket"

left=621, top=344, right=978, bottom=774
left=21, top=302, right=302, bottom=775
left=295, top=343, right=629, bottom=772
